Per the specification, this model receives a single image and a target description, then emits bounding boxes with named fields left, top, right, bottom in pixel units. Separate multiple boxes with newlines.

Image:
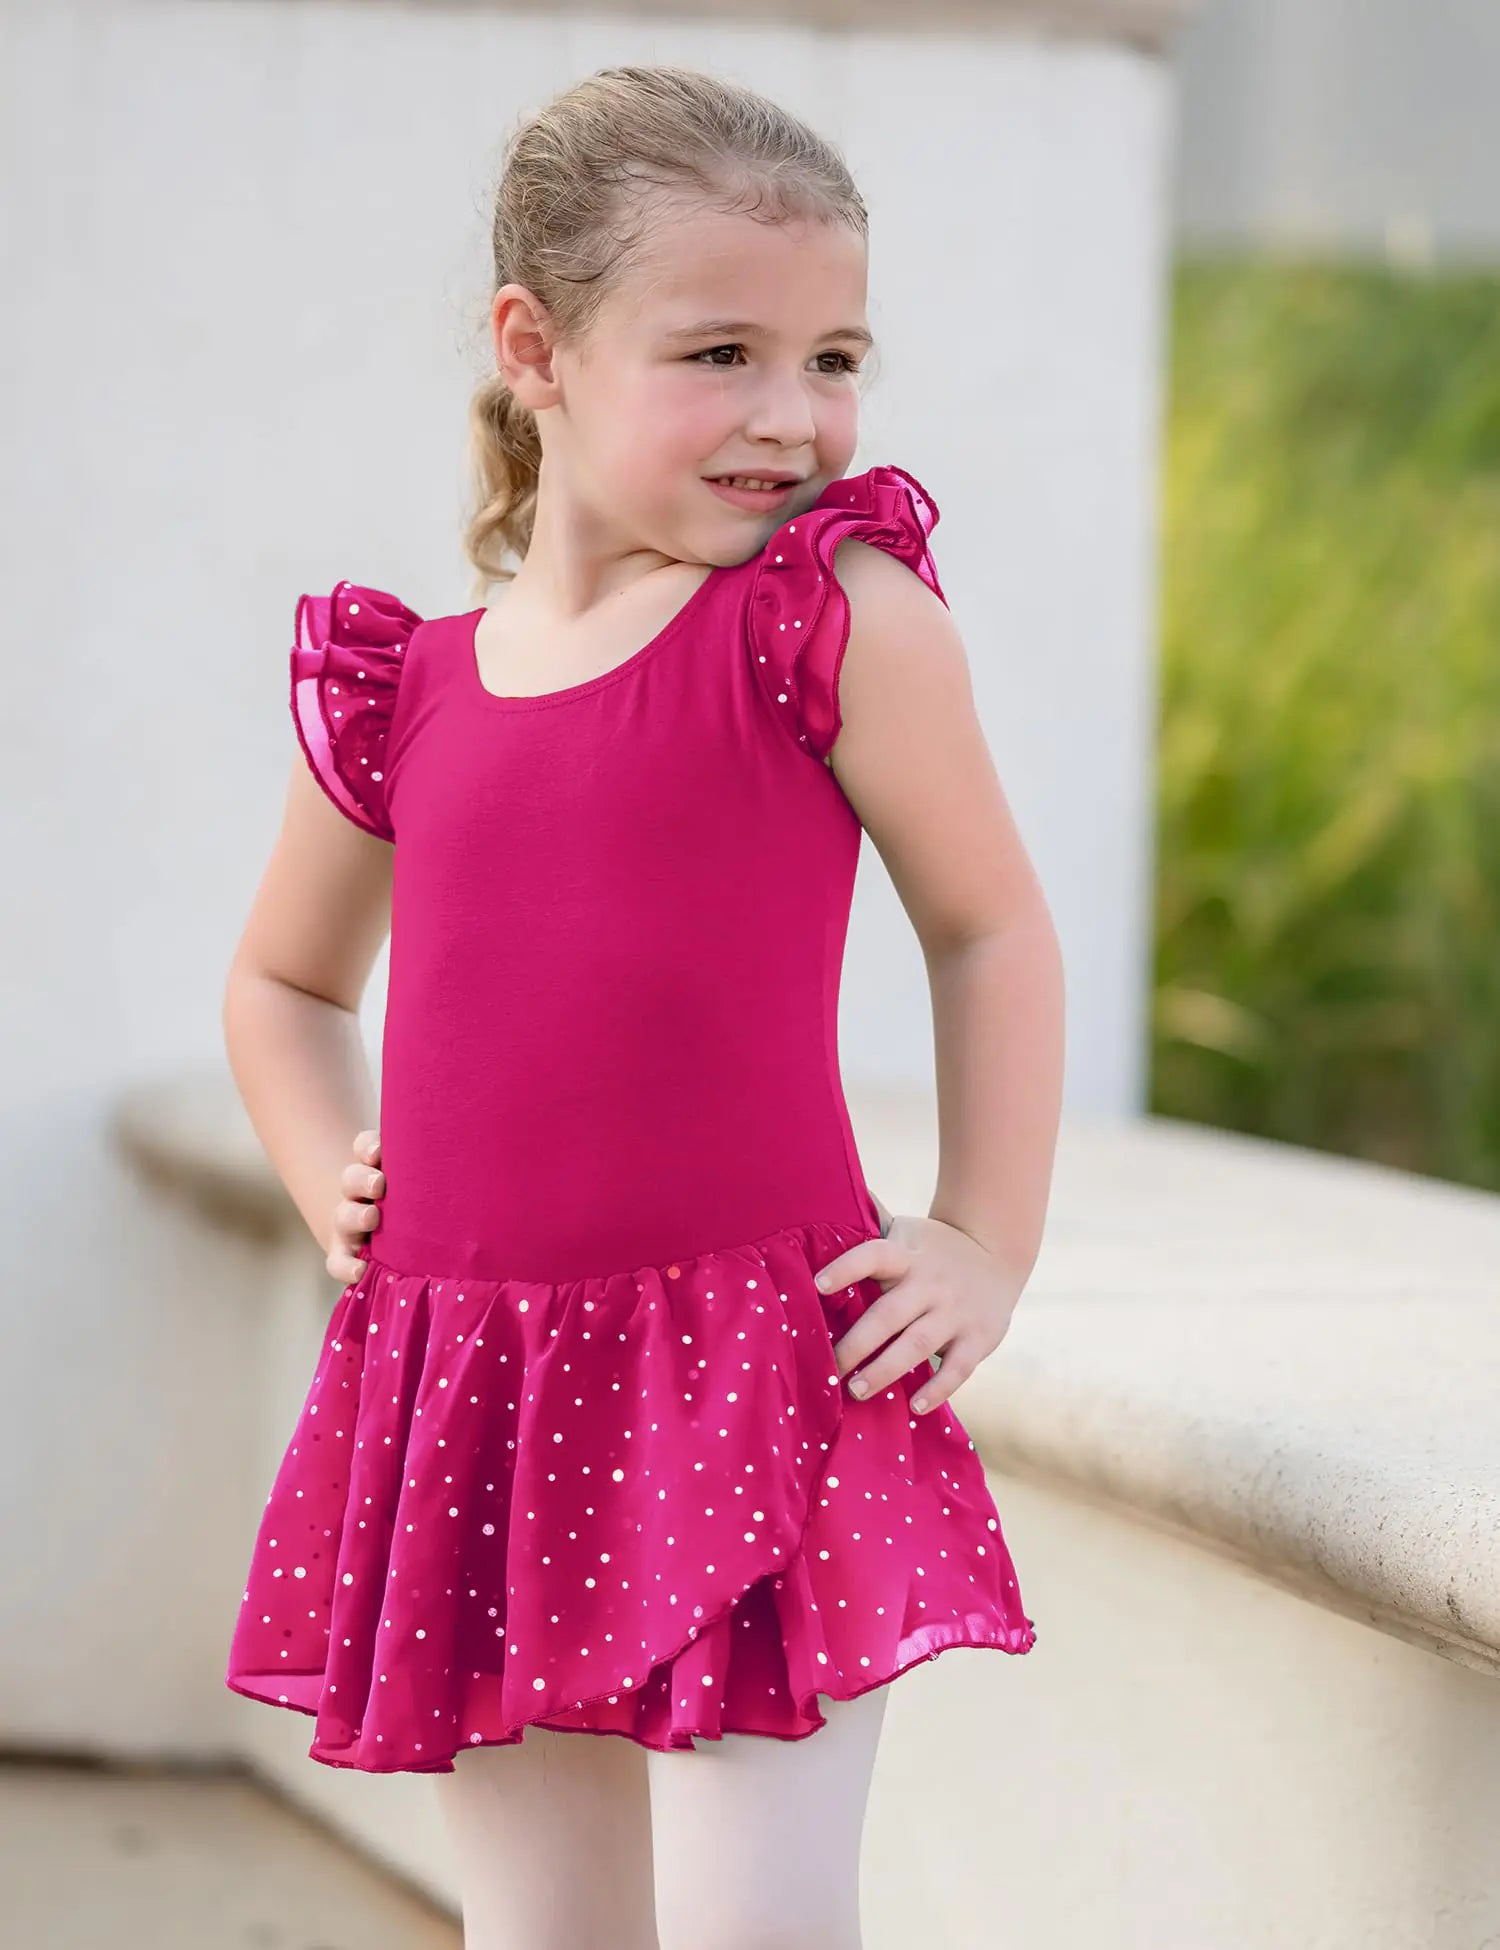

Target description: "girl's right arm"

left=223, top=755, right=396, bottom=1281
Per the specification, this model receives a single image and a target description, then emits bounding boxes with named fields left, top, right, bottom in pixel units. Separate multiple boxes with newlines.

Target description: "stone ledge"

left=112, top=1071, right=293, bottom=1244
left=367, top=0, right=1197, bottom=54
left=915, top=1107, right=1500, bottom=1678
left=114, top=1069, right=1495, bottom=1675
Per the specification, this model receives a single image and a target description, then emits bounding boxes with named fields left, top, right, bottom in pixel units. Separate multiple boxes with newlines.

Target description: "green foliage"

left=1152, top=257, right=1500, bottom=1185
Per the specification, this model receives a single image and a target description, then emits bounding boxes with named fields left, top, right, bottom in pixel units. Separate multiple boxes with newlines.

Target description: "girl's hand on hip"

left=327, top=1128, right=385, bottom=1283
left=819, top=1215, right=1024, bottom=1416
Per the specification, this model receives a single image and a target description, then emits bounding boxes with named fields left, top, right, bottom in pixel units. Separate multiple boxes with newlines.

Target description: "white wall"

left=2, top=0, right=1172, bottom=1753
left=1171, top=0, right=1500, bottom=261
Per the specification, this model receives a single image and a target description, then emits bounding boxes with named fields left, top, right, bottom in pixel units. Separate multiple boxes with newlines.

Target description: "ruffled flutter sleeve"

left=289, top=580, right=424, bottom=841
left=746, top=464, right=947, bottom=760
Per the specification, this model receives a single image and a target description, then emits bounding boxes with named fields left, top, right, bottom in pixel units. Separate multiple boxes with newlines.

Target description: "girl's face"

left=541, top=204, right=870, bottom=566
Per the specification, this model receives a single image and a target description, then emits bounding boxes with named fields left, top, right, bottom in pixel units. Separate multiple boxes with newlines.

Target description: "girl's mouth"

left=705, top=476, right=800, bottom=512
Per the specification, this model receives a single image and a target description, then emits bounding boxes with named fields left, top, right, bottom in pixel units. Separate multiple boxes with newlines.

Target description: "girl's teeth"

left=721, top=477, right=780, bottom=490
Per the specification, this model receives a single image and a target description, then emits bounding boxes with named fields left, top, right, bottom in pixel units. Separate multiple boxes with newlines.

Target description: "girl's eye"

left=688, top=345, right=862, bottom=375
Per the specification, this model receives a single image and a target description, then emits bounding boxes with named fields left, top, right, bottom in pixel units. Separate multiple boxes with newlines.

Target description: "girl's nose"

left=742, top=369, right=819, bottom=448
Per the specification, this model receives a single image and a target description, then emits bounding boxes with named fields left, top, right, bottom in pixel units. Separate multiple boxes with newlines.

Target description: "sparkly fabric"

left=747, top=463, right=944, bottom=760
left=289, top=583, right=420, bottom=841
left=226, top=465, right=1036, bottom=1773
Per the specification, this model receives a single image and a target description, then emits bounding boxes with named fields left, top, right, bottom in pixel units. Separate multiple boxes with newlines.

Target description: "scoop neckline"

left=463, top=558, right=730, bottom=711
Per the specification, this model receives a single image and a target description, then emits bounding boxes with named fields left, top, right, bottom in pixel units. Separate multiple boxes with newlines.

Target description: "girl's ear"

left=493, top=282, right=560, bottom=410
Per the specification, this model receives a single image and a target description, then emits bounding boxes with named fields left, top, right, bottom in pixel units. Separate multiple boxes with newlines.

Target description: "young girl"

left=223, top=62, right=1063, bottom=1950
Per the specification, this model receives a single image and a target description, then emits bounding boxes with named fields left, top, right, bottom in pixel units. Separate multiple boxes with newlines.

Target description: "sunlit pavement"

left=1, top=1761, right=461, bottom=1948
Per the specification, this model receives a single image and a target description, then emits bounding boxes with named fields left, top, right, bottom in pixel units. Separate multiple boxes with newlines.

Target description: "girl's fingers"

left=829, top=1286, right=913, bottom=1377
left=340, top=1160, right=386, bottom=1199
left=325, top=1133, right=385, bottom=1283
left=326, top=1243, right=368, bottom=1284
left=842, top=1311, right=950, bottom=1405
left=908, top=1336, right=982, bottom=1415
left=813, top=1232, right=902, bottom=1299
left=334, top=1196, right=381, bottom=1238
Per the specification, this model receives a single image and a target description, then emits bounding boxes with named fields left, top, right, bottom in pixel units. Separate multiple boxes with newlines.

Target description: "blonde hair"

left=462, top=64, right=868, bottom=595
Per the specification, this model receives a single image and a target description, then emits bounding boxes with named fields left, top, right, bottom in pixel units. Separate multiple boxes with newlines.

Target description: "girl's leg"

left=432, top=1725, right=659, bottom=1950
left=647, top=1685, right=890, bottom=1950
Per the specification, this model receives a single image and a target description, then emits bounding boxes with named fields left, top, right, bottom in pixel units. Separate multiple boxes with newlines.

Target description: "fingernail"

left=848, top=1377, right=866, bottom=1397
left=815, top=1273, right=830, bottom=1291
left=911, top=1396, right=928, bottom=1413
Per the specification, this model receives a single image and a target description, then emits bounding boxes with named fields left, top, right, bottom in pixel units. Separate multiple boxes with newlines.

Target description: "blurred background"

left=4, top=1, right=1499, bottom=1945
left=1160, top=0, right=1500, bottom=1190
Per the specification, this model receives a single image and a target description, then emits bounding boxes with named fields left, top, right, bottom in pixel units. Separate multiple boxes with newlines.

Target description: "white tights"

left=432, top=1685, right=890, bottom=1950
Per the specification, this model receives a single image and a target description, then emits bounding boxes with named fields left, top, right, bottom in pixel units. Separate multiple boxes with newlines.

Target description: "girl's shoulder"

left=284, top=466, right=945, bottom=825
left=745, top=462, right=947, bottom=763
left=289, top=579, right=424, bottom=842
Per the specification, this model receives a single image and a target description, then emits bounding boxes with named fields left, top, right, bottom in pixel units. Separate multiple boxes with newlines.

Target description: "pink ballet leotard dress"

left=224, top=463, right=1036, bottom=1772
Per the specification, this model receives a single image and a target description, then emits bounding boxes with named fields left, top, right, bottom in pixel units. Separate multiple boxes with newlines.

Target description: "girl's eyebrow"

left=661, top=317, right=875, bottom=350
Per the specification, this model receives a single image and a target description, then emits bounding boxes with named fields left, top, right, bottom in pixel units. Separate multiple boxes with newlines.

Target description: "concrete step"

left=1, top=1761, right=460, bottom=1948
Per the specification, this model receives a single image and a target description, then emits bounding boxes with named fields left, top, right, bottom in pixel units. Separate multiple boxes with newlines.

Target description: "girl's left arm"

left=816, top=539, right=1066, bottom=1413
